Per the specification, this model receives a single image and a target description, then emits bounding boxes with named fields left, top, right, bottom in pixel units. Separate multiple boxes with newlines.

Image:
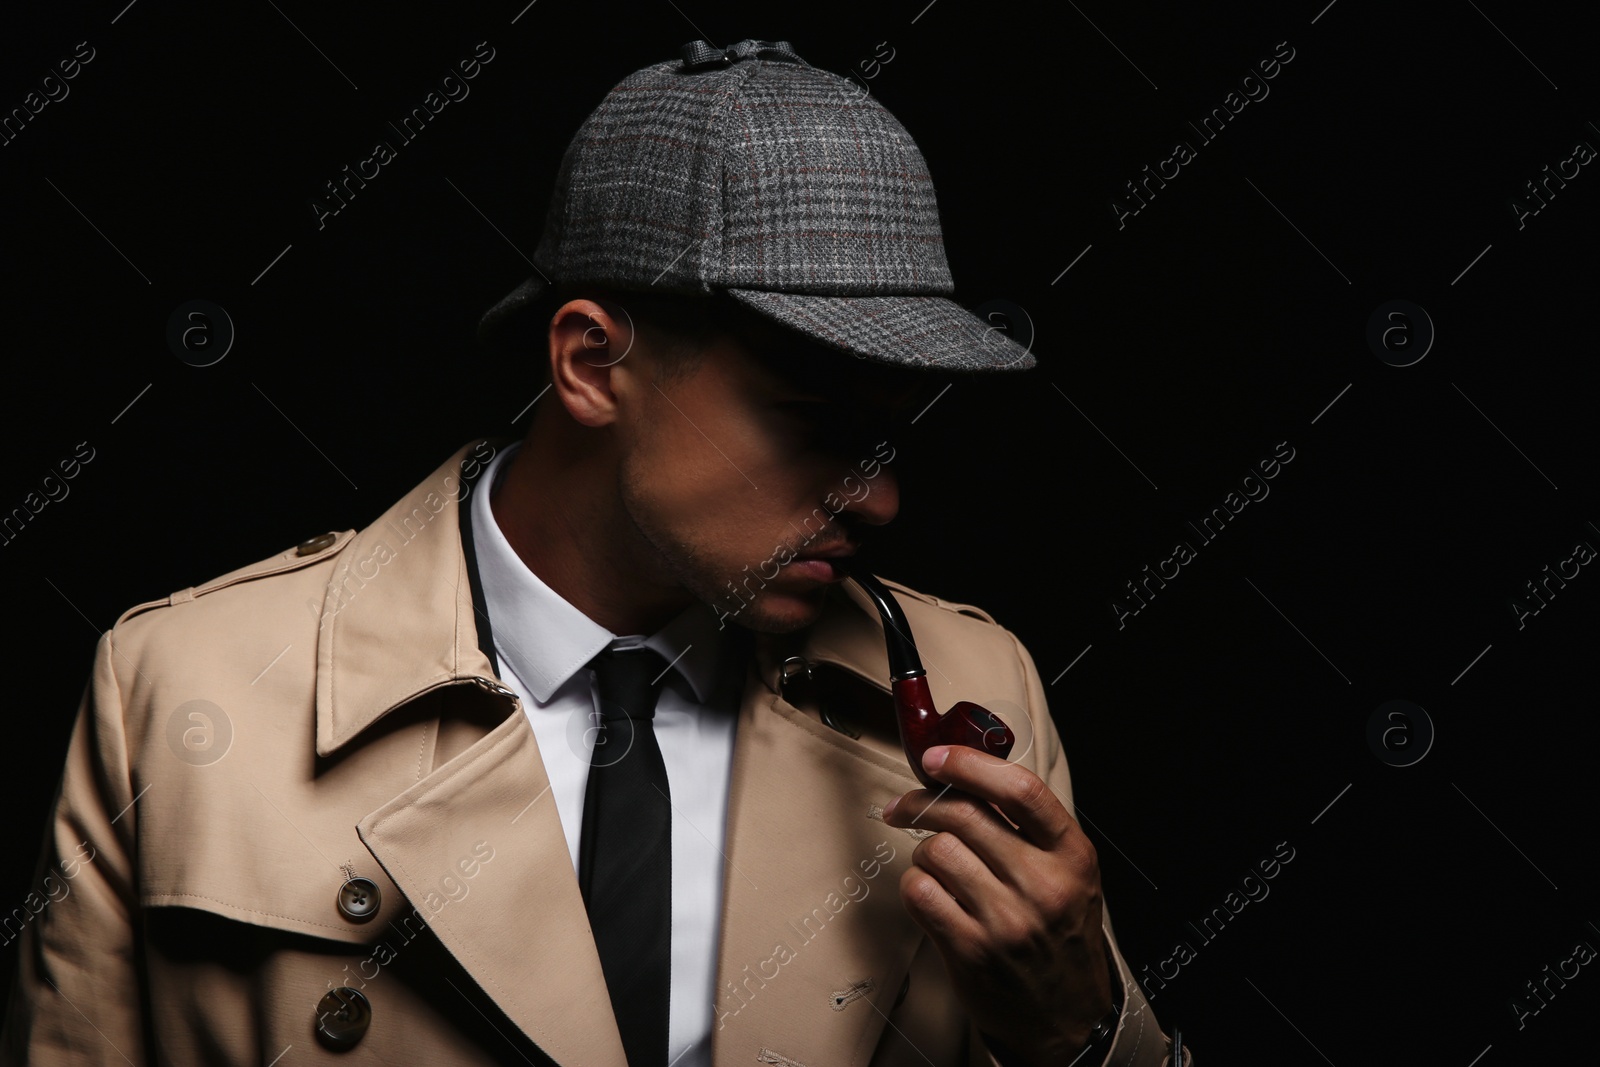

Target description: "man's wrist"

left=1089, top=942, right=1128, bottom=1055
left=1069, top=948, right=1125, bottom=1066
left=981, top=942, right=1125, bottom=1066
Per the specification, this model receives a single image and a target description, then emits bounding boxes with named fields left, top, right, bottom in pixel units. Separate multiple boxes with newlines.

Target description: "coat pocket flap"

left=141, top=863, right=421, bottom=948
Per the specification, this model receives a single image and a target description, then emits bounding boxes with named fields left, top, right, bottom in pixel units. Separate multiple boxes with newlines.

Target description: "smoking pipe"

left=842, top=561, right=1015, bottom=789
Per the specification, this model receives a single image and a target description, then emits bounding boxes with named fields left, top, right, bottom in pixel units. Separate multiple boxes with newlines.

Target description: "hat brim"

left=725, top=290, right=1036, bottom=373
left=476, top=274, right=549, bottom=345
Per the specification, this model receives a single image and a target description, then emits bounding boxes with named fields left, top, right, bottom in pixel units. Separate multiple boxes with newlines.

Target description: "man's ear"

left=546, top=298, right=640, bottom=427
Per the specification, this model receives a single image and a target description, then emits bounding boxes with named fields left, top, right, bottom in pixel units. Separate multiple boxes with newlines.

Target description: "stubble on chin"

left=679, top=555, right=827, bottom=635
left=617, top=475, right=833, bottom=634
left=724, top=589, right=828, bottom=634
left=615, top=486, right=774, bottom=632
left=641, top=536, right=826, bottom=636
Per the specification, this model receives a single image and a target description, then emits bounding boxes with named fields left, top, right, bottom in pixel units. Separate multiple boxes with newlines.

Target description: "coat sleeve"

left=963, top=630, right=1191, bottom=1067
left=1, top=629, right=147, bottom=1066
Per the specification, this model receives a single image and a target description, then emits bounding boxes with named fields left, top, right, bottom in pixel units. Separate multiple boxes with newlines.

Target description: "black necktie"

left=578, top=644, right=673, bottom=1067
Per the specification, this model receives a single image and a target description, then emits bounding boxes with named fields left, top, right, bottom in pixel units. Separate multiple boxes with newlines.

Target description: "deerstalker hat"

left=477, top=38, right=1034, bottom=372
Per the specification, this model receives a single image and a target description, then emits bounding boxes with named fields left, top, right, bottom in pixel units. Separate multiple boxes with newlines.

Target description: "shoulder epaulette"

left=113, top=529, right=357, bottom=627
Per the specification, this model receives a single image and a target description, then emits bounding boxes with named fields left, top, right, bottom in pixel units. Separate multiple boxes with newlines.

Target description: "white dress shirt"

left=470, top=440, right=739, bottom=1067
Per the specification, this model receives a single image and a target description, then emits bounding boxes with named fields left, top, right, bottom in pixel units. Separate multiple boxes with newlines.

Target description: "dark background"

left=2, top=0, right=1596, bottom=1062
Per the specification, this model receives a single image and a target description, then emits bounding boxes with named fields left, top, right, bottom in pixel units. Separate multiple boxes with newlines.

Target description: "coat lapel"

left=312, top=439, right=629, bottom=1067
left=709, top=584, right=935, bottom=1067
left=355, top=683, right=629, bottom=1067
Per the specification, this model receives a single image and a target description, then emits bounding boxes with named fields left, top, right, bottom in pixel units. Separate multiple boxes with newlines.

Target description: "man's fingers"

left=919, top=745, right=1076, bottom=848
left=898, top=864, right=984, bottom=948
left=906, top=825, right=1010, bottom=922
left=885, top=786, right=1026, bottom=883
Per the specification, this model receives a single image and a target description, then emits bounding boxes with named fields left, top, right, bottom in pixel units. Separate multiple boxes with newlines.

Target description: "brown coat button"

left=297, top=532, right=338, bottom=556
left=336, top=876, right=380, bottom=921
left=315, top=987, right=371, bottom=1050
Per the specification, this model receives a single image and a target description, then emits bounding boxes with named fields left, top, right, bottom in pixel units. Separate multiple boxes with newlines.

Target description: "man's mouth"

left=794, top=543, right=857, bottom=560
left=786, top=542, right=859, bottom=583
left=785, top=558, right=846, bottom=582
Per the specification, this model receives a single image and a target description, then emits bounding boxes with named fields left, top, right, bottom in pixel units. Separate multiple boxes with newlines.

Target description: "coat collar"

left=316, top=439, right=934, bottom=1067
left=313, top=437, right=897, bottom=759
left=314, top=438, right=507, bottom=758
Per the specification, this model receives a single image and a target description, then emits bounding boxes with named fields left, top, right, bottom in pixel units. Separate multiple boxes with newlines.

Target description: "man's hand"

left=881, top=744, right=1114, bottom=1067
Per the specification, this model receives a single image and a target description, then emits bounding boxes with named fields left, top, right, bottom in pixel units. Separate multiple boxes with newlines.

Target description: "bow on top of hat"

left=679, top=39, right=804, bottom=70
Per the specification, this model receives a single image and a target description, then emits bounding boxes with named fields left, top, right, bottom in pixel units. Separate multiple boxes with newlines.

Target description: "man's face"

left=613, top=313, right=924, bottom=633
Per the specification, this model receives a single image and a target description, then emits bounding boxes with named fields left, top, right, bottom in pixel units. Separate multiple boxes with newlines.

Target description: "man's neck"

left=489, top=433, right=694, bottom=637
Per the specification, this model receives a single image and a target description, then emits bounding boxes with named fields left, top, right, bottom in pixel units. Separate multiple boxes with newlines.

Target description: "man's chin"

left=711, top=586, right=830, bottom=635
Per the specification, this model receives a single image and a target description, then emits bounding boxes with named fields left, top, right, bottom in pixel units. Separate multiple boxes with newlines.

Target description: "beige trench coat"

left=1, top=439, right=1183, bottom=1066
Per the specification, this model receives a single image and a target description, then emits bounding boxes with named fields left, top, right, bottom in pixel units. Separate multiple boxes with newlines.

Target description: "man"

left=2, top=39, right=1187, bottom=1066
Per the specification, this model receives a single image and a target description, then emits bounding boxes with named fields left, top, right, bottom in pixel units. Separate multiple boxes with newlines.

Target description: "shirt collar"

left=469, top=440, right=725, bottom=705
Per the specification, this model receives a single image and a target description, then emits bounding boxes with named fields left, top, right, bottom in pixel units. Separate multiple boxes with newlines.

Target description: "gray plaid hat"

left=477, top=38, right=1035, bottom=372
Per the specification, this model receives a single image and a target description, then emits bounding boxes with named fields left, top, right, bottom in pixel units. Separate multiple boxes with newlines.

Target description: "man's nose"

left=837, top=460, right=898, bottom=527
